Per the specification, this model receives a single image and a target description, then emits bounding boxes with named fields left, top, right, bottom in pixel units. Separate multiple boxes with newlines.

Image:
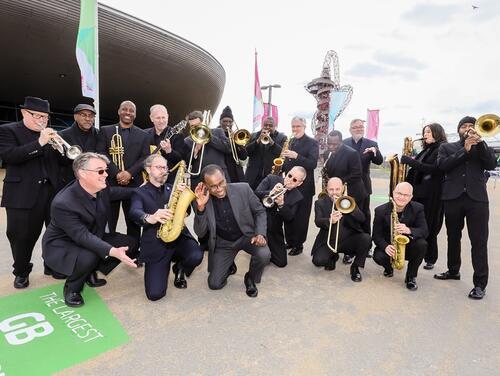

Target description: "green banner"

left=0, top=284, right=128, bottom=375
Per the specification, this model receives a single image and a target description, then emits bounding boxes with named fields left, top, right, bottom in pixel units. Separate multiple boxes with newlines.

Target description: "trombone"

left=109, top=126, right=125, bottom=171
left=228, top=121, right=251, bottom=165
left=187, top=110, right=212, bottom=176
left=327, top=185, right=356, bottom=253
left=262, top=183, right=287, bottom=208
left=49, top=133, right=82, bottom=160
left=474, top=114, right=499, bottom=138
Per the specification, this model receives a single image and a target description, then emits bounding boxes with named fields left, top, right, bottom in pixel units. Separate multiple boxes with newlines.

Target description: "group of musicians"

left=0, top=96, right=496, bottom=307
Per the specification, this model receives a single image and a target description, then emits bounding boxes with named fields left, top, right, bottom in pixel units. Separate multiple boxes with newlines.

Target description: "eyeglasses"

left=151, top=165, right=167, bottom=171
left=286, top=173, right=302, bottom=183
left=26, top=110, right=49, bottom=120
left=207, top=181, right=226, bottom=190
left=82, top=168, right=108, bottom=175
left=78, top=113, right=95, bottom=119
left=394, top=191, right=411, bottom=198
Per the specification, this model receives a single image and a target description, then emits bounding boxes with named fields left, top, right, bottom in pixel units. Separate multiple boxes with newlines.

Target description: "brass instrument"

left=474, top=114, right=499, bottom=138
left=386, top=136, right=413, bottom=197
left=260, top=133, right=271, bottom=145
left=48, top=134, right=82, bottom=160
left=228, top=121, right=251, bottom=165
left=262, top=183, right=287, bottom=208
left=187, top=111, right=212, bottom=176
left=271, top=136, right=292, bottom=175
left=109, top=126, right=125, bottom=171
left=327, top=184, right=356, bottom=253
left=389, top=198, right=410, bottom=270
left=157, top=160, right=197, bottom=243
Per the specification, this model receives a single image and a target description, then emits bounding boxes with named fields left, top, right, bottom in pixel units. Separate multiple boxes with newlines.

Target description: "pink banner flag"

left=366, top=109, right=380, bottom=140
left=252, top=51, right=265, bottom=131
left=263, top=103, right=278, bottom=126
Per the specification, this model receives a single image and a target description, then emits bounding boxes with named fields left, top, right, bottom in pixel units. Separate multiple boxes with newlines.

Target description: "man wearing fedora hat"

left=0, top=96, right=64, bottom=288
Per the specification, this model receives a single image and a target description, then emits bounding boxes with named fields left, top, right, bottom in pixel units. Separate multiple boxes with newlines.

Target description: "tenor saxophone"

left=157, top=160, right=197, bottom=243
left=390, top=198, right=410, bottom=270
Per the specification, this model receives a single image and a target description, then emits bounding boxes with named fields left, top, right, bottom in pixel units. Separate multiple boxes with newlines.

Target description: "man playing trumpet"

left=311, top=178, right=371, bottom=282
left=255, top=166, right=306, bottom=267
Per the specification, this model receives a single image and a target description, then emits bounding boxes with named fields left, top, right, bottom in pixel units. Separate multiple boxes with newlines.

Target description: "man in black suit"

left=282, top=116, right=319, bottom=256
left=96, top=100, right=149, bottom=241
left=245, top=116, right=287, bottom=189
left=312, top=178, right=371, bottom=282
left=0, top=96, right=65, bottom=289
left=343, top=119, right=383, bottom=234
left=372, top=182, right=428, bottom=291
left=434, top=116, right=497, bottom=300
left=193, top=164, right=271, bottom=297
left=42, top=153, right=138, bottom=307
left=129, top=154, right=203, bottom=301
left=255, top=166, right=305, bottom=267
left=59, top=103, right=99, bottom=184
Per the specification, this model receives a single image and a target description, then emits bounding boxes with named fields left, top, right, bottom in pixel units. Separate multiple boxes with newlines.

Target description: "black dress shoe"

left=342, top=254, right=353, bottom=265
left=244, top=273, right=258, bottom=298
left=406, top=277, right=418, bottom=291
left=383, top=268, right=394, bottom=278
left=44, top=265, right=66, bottom=280
left=228, top=262, right=237, bottom=276
left=324, top=258, right=337, bottom=271
left=288, top=247, right=303, bottom=256
left=468, top=287, right=485, bottom=300
left=434, top=271, right=460, bottom=280
left=423, top=262, right=434, bottom=270
left=350, top=265, right=362, bottom=282
left=64, top=291, right=84, bottom=307
left=173, top=264, right=187, bottom=289
left=86, top=272, right=107, bottom=288
left=14, top=276, right=29, bottom=289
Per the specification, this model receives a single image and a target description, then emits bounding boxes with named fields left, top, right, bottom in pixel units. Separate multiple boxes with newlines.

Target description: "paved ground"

left=0, top=172, right=499, bottom=375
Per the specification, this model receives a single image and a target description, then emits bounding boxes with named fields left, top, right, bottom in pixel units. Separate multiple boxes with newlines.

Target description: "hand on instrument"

left=363, top=146, right=377, bottom=154
left=160, top=140, right=172, bottom=154
left=395, top=223, right=410, bottom=235
left=464, top=133, right=481, bottom=152
left=385, top=245, right=396, bottom=257
left=330, top=210, right=342, bottom=224
left=282, top=150, right=298, bottom=159
left=251, top=234, right=267, bottom=247
left=39, top=127, right=54, bottom=146
left=194, top=182, right=210, bottom=210
left=149, top=208, right=172, bottom=224
left=117, top=171, right=132, bottom=185
left=275, top=194, right=285, bottom=207
left=109, top=246, right=138, bottom=268
left=177, top=182, right=186, bottom=192
left=400, top=155, right=415, bottom=165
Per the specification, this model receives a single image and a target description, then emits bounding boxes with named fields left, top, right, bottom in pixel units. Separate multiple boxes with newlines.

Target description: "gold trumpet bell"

left=335, top=195, right=356, bottom=214
left=475, top=114, right=500, bottom=137
left=190, top=124, right=211, bottom=145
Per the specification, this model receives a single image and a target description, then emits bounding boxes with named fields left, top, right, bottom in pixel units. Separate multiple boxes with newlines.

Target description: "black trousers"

left=415, top=196, right=444, bottom=265
left=360, top=195, right=371, bottom=234
left=6, top=183, right=53, bottom=277
left=312, top=232, right=371, bottom=269
left=444, top=194, right=489, bottom=289
left=144, top=236, right=203, bottom=301
left=208, top=236, right=270, bottom=290
left=284, top=194, right=313, bottom=248
left=109, top=199, right=141, bottom=242
left=266, top=211, right=288, bottom=268
left=65, top=232, right=138, bottom=293
left=373, top=238, right=427, bottom=279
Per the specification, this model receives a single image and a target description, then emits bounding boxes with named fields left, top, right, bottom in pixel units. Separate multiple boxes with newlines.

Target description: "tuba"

left=386, top=137, right=413, bottom=197
left=475, top=114, right=499, bottom=138
left=109, top=126, right=125, bottom=171
left=271, top=136, right=292, bottom=175
left=327, top=184, right=356, bottom=253
left=389, top=198, right=410, bottom=270
left=157, top=160, right=197, bottom=243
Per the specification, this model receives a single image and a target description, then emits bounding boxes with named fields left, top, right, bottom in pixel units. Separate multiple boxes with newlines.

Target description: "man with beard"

left=434, top=116, right=497, bottom=300
left=245, top=116, right=287, bottom=190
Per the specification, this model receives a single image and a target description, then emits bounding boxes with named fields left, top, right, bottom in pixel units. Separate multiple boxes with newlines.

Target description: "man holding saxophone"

left=129, top=154, right=203, bottom=301
left=372, top=182, right=428, bottom=291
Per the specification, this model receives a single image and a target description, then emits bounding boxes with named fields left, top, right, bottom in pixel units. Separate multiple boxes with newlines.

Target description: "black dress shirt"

left=213, top=195, right=242, bottom=241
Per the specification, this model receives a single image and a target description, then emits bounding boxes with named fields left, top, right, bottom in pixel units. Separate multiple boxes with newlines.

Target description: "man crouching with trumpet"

left=312, top=178, right=371, bottom=282
left=255, top=166, right=306, bottom=267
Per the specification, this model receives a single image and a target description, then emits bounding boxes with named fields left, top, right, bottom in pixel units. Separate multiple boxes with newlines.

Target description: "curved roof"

left=0, top=0, right=225, bottom=126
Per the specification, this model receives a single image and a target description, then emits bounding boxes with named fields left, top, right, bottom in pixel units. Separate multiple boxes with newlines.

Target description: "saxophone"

left=157, top=160, right=197, bottom=243
left=271, top=136, right=292, bottom=175
left=390, top=198, right=410, bottom=270
left=386, top=136, right=413, bottom=197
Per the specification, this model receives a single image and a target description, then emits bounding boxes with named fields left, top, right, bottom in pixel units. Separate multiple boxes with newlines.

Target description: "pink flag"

left=263, top=103, right=278, bottom=126
left=366, top=109, right=380, bottom=140
left=252, top=51, right=265, bottom=131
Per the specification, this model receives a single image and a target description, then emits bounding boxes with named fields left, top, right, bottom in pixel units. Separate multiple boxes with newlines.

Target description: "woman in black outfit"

left=402, top=123, right=447, bottom=270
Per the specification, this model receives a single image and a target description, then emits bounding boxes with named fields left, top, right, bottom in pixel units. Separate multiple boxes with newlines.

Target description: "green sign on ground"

left=0, top=284, right=129, bottom=375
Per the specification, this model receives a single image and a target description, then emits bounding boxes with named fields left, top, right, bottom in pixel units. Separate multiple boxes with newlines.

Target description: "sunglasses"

left=83, top=168, right=108, bottom=175
left=286, top=173, right=301, bottom=183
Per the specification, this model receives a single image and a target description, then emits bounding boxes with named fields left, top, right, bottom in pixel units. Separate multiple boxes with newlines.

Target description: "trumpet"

left=187, top=111, right=212, bottom=176
left=327, top=185, right=356, bottom=253
left=262, top=183, right=287, bottom=208
left=259, top=131, right=272, bottom=145
left=109, top=126, right=125, bottom=171
left=228, top=121, right=251, bottom=165
left=48, top=133, right=82, bottom=160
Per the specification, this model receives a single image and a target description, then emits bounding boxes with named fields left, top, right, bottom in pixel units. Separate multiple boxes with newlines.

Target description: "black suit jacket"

left=42, top=181, right=132, bottom=275
left=403, top=142, right=443, bottom=199
left=282, top=134, right=319, bottom=197
left=96, top=123, right=149, bottom=187
left=372, top=201, right=428, bottom=252
left=129, top=182, right=195, bottom=263
left=312, top=196, right=366, bottom=255
left=245, top=130, right=287, bottom=189
left=343, top=137, right=383, bottom=194
left=323, top=144, right=367, bottom=202
left=437, top=140, right=496, bottom=202
left=0, top=121, right=63, bottom=208
left=219, top=126, right=248, bottom=182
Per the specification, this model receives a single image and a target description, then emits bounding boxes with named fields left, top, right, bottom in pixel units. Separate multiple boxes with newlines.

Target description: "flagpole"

left=94, top=0, right=100, bottom=129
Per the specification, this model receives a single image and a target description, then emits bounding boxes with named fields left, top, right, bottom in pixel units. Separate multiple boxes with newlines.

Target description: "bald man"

left=372, top=182, right=428, bottom=290
left=311, top=178, right=371, bottom=282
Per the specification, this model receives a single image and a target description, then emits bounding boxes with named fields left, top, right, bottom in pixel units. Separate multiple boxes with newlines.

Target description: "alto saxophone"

left=157, top=160, right=197, bottom=243
left=271, top=136, right=292, bottom=175
left=390, top=198, right=410, bottom=270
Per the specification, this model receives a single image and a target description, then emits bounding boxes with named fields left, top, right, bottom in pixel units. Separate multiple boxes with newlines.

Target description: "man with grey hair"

left=42, top=152, right=138, bottom=307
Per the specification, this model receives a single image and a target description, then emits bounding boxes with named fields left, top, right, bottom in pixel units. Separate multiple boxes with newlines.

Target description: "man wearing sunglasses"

left=0, top=96, right=65, bottom=289
left=255, top=166, right=305, bottom=267
left=372, top=182, right=428, bottom=291
left=193, top=164, right=271, bottom=297
left=42, top=152, right=139, bottom=307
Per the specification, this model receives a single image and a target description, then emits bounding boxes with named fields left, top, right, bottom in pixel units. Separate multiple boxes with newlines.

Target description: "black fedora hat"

left=19, top=96, right=51, bottom=113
